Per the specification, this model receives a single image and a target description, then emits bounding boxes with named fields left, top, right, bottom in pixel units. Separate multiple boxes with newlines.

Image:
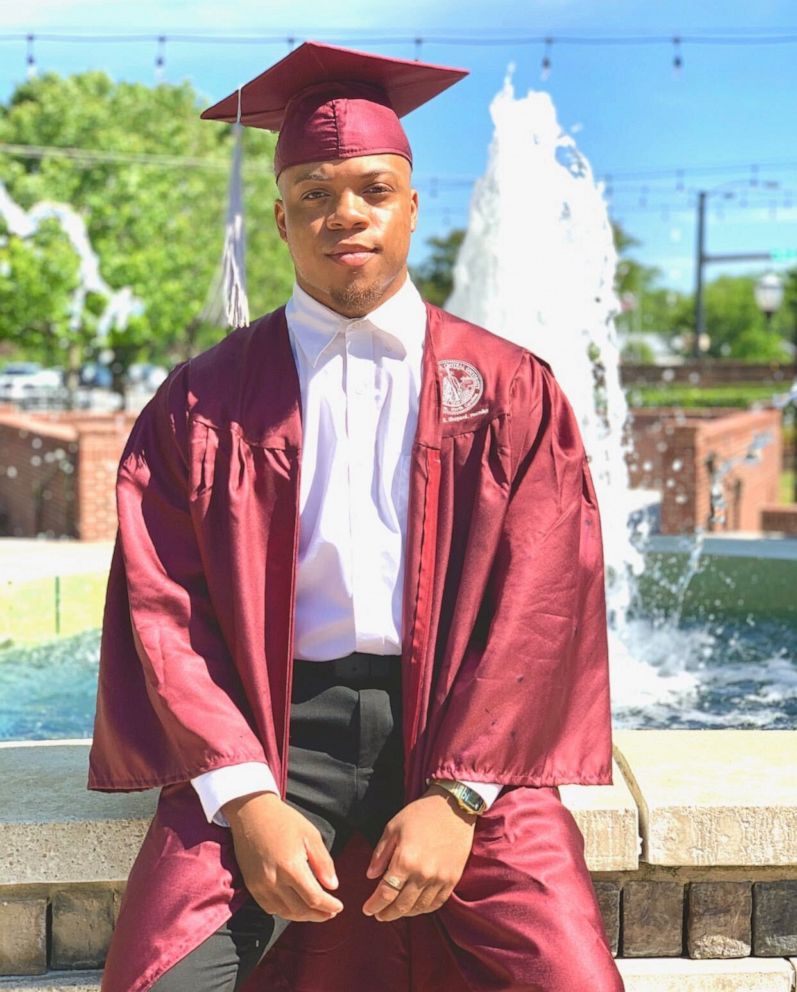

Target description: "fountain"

left=446, top=74, right=796, bottom=727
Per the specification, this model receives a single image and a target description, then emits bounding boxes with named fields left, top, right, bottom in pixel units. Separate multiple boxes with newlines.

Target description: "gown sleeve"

left=88, top=362, right=270, bottom=792
left=423, top=351, right=614, bottom=788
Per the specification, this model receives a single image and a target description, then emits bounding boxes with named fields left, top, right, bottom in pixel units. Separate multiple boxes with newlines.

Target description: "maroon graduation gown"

left=89, top=303, right=623, bottom=991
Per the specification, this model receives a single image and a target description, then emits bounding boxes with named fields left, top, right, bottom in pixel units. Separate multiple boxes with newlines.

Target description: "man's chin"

left=329, top=280, right=389, bottom=318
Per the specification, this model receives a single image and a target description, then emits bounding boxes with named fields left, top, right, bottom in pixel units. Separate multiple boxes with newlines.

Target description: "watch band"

left=428, top=778, right=488, bottom=816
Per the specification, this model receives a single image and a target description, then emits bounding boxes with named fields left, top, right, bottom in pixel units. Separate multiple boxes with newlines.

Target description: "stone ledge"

left=558, top=756, right=640, bottom=870
left=0, top=973, right=101, bottom=991
left=613, top=730, right=797, bottom=866
left=616, top=956, right=796, bottom=991
left=0, top=742, right=642, bottom=882
left=0, top=742, right=155, bottom=886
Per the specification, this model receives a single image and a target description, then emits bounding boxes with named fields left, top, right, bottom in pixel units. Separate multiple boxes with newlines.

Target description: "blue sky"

left=1, top=0, right=796, bottom=293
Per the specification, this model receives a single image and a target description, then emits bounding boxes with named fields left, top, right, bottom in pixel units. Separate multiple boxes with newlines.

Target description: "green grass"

left=629, top=384, right=791, bottom=409
left=0, top=573, right=107, bottom=646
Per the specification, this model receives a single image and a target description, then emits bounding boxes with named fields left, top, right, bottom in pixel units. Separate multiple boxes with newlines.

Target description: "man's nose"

left=327, top=191, right=368, bottom=228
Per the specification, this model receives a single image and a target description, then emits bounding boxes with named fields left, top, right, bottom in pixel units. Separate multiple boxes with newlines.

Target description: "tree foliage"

left=410, top=229, right=465, bottom=306
left=611, top=220, right=794, bottom=362
left=0, top=71, right=294, bottom=372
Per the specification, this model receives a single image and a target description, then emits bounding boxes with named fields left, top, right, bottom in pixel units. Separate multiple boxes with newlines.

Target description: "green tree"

left=0, top=71, right=294, bottom=377
left=612, top=221, right=690, bottom=341
left=411, top=229, right=465, bottom=306
left=688, top=274, right=791, bottom=361
left=0, top=219, right=79, bottom=365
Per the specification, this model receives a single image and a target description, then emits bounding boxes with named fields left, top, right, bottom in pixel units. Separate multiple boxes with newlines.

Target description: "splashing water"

left=0, top=181, right=144, bottom=336
left=446, top=76, right=705, bottom=713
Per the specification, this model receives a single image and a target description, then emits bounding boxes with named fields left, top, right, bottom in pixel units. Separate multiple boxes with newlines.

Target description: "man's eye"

left=366, top=184, right=391, bottom=195
left=301, top=189, right=327, bottom=201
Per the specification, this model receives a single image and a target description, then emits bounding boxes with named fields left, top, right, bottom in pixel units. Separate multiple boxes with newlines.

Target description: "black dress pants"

left=151, top=655, right=404, bottom=992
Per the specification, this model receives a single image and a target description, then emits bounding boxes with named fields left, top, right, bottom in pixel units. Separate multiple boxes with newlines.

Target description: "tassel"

left=220, top=86, right=250, bottom=329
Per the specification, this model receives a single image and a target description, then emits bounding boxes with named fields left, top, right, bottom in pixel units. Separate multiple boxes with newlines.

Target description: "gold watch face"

left=453, top=783, right=487, bottom=814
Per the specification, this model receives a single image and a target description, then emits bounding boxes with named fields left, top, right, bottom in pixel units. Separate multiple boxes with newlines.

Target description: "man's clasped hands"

left=222, top=785, right=477, bottom=924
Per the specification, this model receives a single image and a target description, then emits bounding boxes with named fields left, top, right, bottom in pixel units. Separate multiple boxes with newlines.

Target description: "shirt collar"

left=286, top=276, right=427, bottom=369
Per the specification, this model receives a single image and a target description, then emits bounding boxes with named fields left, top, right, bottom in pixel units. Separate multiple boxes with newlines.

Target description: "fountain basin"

left=636, top=534, right=797, bottom=623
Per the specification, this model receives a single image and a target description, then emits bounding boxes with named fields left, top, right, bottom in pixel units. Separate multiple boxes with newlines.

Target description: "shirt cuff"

left=191, top=762, right=280, bottom=827
left=429, top=778, right=502, bottom=811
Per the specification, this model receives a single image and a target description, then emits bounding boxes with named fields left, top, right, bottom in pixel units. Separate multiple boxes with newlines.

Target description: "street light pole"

left=693, top=191, right=706, bottom=359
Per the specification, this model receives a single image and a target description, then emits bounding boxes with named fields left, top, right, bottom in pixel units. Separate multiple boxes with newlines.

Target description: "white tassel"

left=221, top=87, right=250, bottom=329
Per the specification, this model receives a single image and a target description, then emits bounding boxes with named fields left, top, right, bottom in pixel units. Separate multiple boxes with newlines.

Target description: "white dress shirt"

left=192, top=277, right=501, bottom=824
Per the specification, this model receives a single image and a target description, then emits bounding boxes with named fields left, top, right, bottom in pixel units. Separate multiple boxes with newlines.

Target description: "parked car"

left=127, top=363, right=168, bottom=392
left=79, top=362, right=114, bottom=389
left=0, top=362, right=65, bottom=408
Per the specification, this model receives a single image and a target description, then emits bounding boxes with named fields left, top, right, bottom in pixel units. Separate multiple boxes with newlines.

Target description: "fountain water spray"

left=0, top=181, right=143, bottom=338
left=447, top=75, right=699, bottom=710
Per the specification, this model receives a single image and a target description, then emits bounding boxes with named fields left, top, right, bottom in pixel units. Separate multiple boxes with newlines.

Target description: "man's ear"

left=410, top=188, right=419, bottom=233
left=274, top=199, right=288, bottom=242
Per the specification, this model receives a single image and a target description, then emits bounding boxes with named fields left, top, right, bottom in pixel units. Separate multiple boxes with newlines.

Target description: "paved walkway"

left=0, top=539, right=114, bottom=583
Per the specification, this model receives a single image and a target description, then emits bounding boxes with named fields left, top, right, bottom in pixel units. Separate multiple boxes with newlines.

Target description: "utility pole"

left=693, top=192, right=706, bottom=359
left=692, top=182, right=784, bottom=360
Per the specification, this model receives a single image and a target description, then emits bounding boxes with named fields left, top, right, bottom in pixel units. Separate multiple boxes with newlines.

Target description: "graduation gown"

left=88, top=302, right=623, bottom=991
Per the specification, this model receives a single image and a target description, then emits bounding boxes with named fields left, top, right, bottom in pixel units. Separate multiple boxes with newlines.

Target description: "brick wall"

left=0, top=404, right=789, bottom=541
left=2, top=873, right=797, bottom=975
left=621, top=360, right=795, bottom=389
left=760, top=504, right=797, bottom=536
left=626, top=407, right=783, bottom=534
left=0, top=411, right=135, bottom=541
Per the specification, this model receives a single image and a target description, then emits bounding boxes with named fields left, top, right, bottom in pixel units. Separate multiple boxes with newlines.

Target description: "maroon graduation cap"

left=201, top=41, right=469, bottom=176
left=200, top=43, right=467, bottom=330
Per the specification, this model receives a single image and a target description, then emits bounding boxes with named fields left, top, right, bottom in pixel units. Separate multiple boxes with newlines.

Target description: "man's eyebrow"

left=293, top=169, right=331, bottom=183
left=292, top=168, right=399, bottom=184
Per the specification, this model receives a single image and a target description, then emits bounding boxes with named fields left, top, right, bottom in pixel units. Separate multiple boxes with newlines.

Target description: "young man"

left=89, top=43, right=624, bottom=991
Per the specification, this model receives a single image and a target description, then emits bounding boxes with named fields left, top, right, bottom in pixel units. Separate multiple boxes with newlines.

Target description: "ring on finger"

left=381, top=874, right=406, bottom=892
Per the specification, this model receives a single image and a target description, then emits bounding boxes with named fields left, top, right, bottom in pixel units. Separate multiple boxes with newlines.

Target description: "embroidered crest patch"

left=438, top=359, right=485, bottom=421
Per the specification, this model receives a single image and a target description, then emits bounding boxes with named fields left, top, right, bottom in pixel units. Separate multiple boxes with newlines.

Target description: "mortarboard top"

left=200, top=42, right=469, bottom=177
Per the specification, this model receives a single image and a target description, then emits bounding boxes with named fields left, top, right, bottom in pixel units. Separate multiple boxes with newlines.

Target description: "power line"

left=0, top=141, right=273, bottom=172
left=3, top=30, right=797, bottom=46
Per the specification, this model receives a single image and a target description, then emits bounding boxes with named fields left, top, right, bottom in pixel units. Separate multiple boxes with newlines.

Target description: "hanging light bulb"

left=540, top=37, right=553, bottom=82
left=672, top=36, right=683, bottom=78
left=414, top=36, right=423, bottom=62
left=26, top=34, right=37, bottom=80
left=287, top=36, right=296, bottom=52
left=155, top=35, right=166, bottom=83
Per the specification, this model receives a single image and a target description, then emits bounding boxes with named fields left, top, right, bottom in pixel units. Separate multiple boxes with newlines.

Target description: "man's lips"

left=326, top=245, right=380, bottom=268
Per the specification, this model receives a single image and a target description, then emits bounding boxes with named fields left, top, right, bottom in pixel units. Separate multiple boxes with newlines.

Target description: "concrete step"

left=617, top=955, right=796, bottom=990
left=0, top=974, right=101, bottom=991
left=1, top=961, right=796, bottom=990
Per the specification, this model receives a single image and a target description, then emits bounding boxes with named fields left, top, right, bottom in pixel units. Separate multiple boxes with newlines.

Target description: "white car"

left=0, top=362, right=65, bottom=407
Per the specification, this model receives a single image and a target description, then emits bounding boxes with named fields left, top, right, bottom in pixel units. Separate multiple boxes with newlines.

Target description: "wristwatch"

left=427, top=778, right=488, bottom=816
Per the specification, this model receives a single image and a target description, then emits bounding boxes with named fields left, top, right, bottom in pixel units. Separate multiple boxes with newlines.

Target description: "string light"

left=672, top=36, right=683, bottom=77
left=540, top=37, right=552, bottom=81
left=26, top=33, right=36, bottom=80
left=154, top=35, right=165, bottom=82
left=414, top=36, right=423, bottom=62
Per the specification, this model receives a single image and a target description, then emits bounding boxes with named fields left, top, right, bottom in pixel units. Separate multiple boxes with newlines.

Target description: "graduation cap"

left=200, top=42, right=468, bottom=329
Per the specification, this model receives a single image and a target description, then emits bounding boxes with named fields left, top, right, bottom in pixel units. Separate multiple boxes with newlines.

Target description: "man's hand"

left=223, top=792, right=344, bottom=923
left=362, top=785, right=477, bottom=922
